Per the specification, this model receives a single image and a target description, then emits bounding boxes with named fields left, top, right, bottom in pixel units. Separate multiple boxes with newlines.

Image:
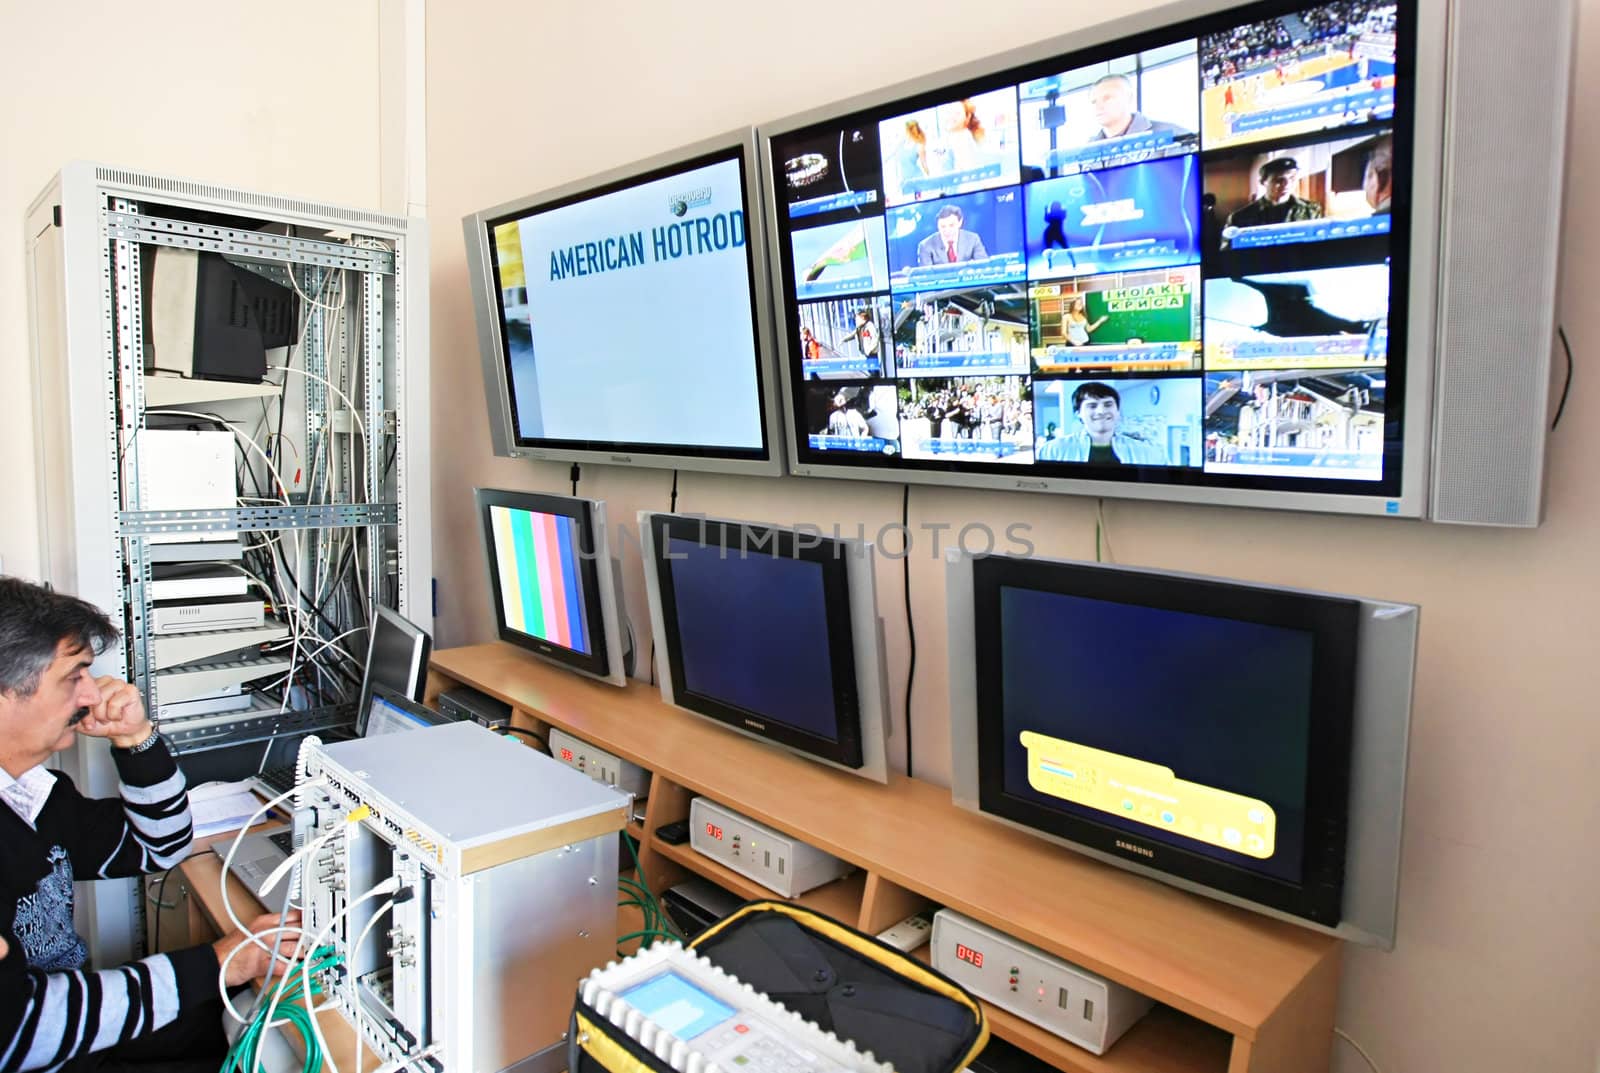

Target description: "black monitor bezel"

left=355, top=606, right=432, bottom=735
left=648, top=513, right=865, bottom=769
left=767, top=0, right=1417, bottom=504
left=476, top=488, right=613, bottom=680
left=483, top=143, right=774, bottom=463
left=970, top=555, right=1359, bottom=924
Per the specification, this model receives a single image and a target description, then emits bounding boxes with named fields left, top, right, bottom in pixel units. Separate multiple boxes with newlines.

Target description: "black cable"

left=1553, top=325, right=1574, bottom=429
left=902, top=483, right=915, bottom=779
left=500, top=725, right=547, bottom=750
left=570, top=463, right=581, bottom=497
left=669, top=469, right=679, bottom=513
left=151, top=868, right=172, bottom=953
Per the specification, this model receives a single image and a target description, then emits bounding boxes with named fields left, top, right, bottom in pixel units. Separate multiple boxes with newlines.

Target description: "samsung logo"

left=1115, top=840, right=1154, bottom=859
left=610, top=454, right=633, bottom=463
left=1014, top=479, right=1049, bottom=490
left=742, top=718, right=766, bottom=731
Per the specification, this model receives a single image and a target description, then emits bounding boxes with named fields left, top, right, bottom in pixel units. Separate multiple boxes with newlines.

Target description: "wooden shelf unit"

left=427, top=643, right=1341, bottom=1073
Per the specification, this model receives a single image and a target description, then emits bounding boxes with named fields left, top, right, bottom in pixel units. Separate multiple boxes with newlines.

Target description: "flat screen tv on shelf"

left=945, top=549, right=1418, bottom=947
left=463, top=129, right=785, bottom=476
left=761, top=0, right=1464, bottom=516
left=475, top=488, right=630, bottom=687
left=638, top=512, right=892, bottom=783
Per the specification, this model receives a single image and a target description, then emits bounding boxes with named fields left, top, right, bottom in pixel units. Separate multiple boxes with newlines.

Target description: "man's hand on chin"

left=76, top=677, right=153, bottom=749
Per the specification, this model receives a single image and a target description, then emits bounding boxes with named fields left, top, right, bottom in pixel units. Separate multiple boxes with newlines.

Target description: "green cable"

left=616, top=833, right=682, bottom=954
left=225, top=946, right=341, bottom=1073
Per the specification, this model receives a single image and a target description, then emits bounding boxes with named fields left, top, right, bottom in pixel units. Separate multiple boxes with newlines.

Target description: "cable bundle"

left=223, top=945, right=341, bottom=1073
left=615, top=834, right=681, bottom=954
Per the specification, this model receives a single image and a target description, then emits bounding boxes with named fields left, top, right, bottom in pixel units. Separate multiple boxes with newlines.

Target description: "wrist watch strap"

left=125, top=727, right=163, bottom=754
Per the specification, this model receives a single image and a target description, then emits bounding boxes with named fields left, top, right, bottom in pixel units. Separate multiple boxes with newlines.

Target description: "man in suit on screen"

left=915, top=205, right=988, bottom=266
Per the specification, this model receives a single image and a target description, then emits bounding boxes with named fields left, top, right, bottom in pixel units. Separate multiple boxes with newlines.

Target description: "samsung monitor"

left=639, top=512, right=891, bottom=783
left=946, top=549, right=1417, bottom=947
left=463, top=129, right=785, bottom=476
left=762, top=0, right=1440, bottom=517
left=363, top=685, right=455, bottom=738
left=476, top=487, right=629, bottom=687
left=354, top=606, right=432, bottom=734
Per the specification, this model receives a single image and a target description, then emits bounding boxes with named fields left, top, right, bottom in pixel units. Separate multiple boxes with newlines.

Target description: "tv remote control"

left=876, top=910, right=934, bottom=952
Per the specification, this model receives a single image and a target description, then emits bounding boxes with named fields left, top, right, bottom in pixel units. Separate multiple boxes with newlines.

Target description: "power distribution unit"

left=688, top=797, right=853, bottom=898
left=297, top=721, right=630, bottom=1072
left=931, top=910, right=1151, bottom=1055
left=547, top=727, right=650, bottom=797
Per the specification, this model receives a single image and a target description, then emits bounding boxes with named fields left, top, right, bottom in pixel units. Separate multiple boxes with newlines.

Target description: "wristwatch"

left=124, top=727, right=164, bottom=754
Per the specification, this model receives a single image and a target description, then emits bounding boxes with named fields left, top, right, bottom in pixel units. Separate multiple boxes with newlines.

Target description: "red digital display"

left=559, top=748, right=575, bottom=762
left=955, top=943, right=983, bottom=968
left=705, top=823, right=724, bottom=841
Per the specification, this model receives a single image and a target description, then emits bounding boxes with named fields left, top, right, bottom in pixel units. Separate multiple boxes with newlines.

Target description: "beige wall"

left=424, top=3, right=1600, bottom=1070
left=0, top=0, right=397, bottom=581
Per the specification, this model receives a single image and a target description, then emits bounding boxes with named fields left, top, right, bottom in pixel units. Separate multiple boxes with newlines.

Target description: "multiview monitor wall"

left=765, top=0, right=1428, bottom=515
left=463, top=130, right=785, bottom=476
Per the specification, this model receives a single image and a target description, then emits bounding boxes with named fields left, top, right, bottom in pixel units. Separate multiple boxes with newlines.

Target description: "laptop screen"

left=364, top=690, right=446, bottom=737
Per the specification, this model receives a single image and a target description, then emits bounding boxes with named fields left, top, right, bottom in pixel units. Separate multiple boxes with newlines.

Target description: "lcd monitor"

left=945, top=550, right=1417, bottom=947
left=639, top=512, right=891, bottom=783
left=476, top=488, right=629, bottom=687
left=464, top=129, right=784, bottom=476
left=762, top=0, right=1430, bottom=516
left=354, top=606, right=431, bottom=734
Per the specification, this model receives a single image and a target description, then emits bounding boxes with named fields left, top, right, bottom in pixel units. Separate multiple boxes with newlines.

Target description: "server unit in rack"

left=24, top=162, right=430, bottom=966
left=296, top=721, right=630, bottom=1073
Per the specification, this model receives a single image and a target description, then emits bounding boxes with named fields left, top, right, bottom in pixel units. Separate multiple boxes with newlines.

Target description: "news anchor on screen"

left=916, top=205, right=989, bottom=265
left=1038, top=381, right=1168, bottom=464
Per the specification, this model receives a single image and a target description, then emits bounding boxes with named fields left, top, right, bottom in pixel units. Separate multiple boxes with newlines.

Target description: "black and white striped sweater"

left=0, top=741, right=214, bottom=1072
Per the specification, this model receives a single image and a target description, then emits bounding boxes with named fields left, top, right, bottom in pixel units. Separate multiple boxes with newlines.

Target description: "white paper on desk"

left=187, top=780, right=264, bottom=837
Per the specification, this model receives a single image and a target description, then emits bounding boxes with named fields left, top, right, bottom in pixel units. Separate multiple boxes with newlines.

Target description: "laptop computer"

left=226, top=688, right=456, bottom=896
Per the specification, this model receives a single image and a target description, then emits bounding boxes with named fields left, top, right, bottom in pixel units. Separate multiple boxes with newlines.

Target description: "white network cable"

left=267, top=361, right=369, bottom=495
left=1334, top=1028, right=1383, bottom=1073
left=215, top=779, right=322, bottom=1018
left=346, top=897, right=399, bottom=1073
left=286, top=876, right=404, bottom=1073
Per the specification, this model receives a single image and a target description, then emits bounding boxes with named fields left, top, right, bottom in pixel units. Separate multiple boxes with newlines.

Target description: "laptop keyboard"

left=256, top=764, right=297, bottom=798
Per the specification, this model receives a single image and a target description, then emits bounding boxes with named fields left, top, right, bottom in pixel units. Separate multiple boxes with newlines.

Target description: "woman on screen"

left=1064, top=297, right=1109, bottom=347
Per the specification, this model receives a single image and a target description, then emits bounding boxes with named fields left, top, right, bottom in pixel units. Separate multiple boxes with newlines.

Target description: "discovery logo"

left=668, top=186, right=713, bottom=217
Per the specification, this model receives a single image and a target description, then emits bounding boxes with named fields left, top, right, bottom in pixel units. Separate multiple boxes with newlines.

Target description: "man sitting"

left=0, top=577, right=290, bottom=1072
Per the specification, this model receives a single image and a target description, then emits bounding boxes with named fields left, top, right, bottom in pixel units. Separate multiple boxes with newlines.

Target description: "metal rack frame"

left=26, top=162, right=431, bottom=965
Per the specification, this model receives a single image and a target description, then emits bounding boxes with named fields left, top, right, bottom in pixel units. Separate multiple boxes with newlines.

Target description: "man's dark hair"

left=1258, top=156, right=1299, bottom=180
left=1072, top=381, right=1121, bottom=411
left=935, top=205, right=964, bottom=222
left=0, top=577, right=118, bottom=698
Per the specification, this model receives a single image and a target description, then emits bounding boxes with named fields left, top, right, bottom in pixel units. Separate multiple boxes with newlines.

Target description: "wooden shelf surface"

left=985, top=1003, right=1230, bottom=1073
left=906, top=943, right=1229, bottom=1073
left=433, top=643, right=1338, bottom=1043
left=650, top=838, right=868, bottom=923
